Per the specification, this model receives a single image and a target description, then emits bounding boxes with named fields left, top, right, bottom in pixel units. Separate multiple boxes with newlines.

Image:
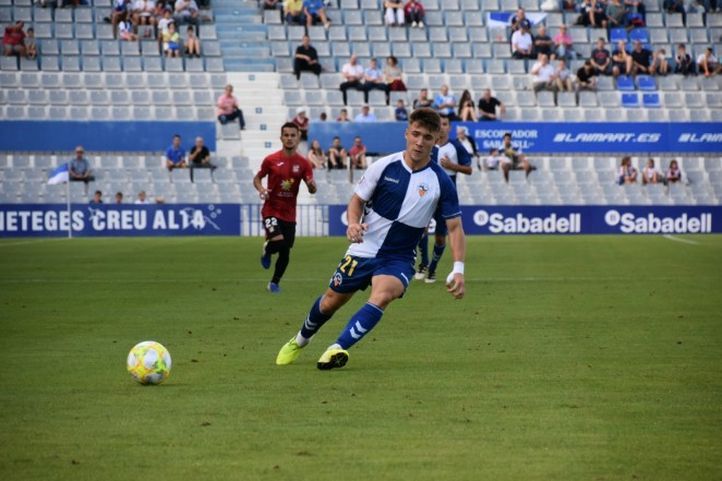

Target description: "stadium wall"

left=309, top=122, right=722, bottom=155
left=0, top=121, right=217, bottom=152
left=2, top=204, right=721, bottom=237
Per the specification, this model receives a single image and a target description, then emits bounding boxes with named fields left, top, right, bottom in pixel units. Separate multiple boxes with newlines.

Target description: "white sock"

left=295, top=332, right=310, bottom=347
left=328, top=343, right=343, bottom=351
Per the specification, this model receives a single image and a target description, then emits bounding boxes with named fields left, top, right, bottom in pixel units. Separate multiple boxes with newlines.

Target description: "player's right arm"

left=346, top=194, right=367, bottom=243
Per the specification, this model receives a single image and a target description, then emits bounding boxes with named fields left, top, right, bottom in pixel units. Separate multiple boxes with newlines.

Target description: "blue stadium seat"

left=628, top=28, right=649, bottom=44
left=616, top=75, right=635, bottom=91
left=609, top=28, right=627, bottom=44
left=642, top=93, right=660, bottom=108
left=636, top=75, right=656, bottom=91
left=621, top=92, right=639, bottom=107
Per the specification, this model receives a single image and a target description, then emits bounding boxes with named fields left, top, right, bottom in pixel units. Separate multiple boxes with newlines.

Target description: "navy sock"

left=418, top=234, right=429, bottom=267
left=300, top=296, right=333, bottom=340
left=336, top=302, right=384, bottom=350
left=428, top=243, right=446, bottom=274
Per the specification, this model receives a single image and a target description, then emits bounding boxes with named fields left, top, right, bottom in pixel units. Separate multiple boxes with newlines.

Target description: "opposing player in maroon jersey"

left=253, top=122, right=317, bottom=293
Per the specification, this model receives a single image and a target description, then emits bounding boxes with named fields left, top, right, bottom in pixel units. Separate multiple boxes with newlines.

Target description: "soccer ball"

left=127, top=341, right=172, bottom=385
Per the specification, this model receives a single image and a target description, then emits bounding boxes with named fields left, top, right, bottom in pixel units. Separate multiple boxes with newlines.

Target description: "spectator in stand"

left=69, top=146, right=94, bottom=194
left=184, top=26, right=201, bottom=57
left=617, top=156, right=638, bottom=185
left=533, top=25, right=554, bottom=59
left=165, top=134, right=187, bottom=172
left=697, top=47, right=722, bottom=77
left=304, top=0, right=331, bottom=29
left=457, top=90, right=477, bottom=121
left=611, top=40, right=632, bottom=77
left=90, top=190, right=103, bottom=204
left=663, top=0, right=686, bottom=25
left=308, top=139, right=327, bottom=169
left=118, top=17, right=138, bottom=41
left=319, top=112, right=327, bottom=121
left=131, top=0, right=156, bottom=38
left=413, top=88, right=433, bottom=109
left=511, top=23, right=533, bottom=59
left=575, top=60, right=598, bottom=90
left=336, top=108, right=351, bottom=122
left=188, top=136, right=216, bottom=183
left=348, top=136, right=368, bottom=169
left=339, top=55, right=365, bottom=106
left=115, top=192, right=124, bottom=204
left=553, top=24, right=576, bottom=61
left=291, top=108, right=309, bottom=141
left=606, top=0, right=628, bottom=30
left=577, top=0, right=594, bottom=26
left=363, top=58, right=389, bottom=105
left=510, top=7, right=531, bottom=35
left=217, top=84, right=245, bottom=130
left=135, top=190, right=152, bottom=204
left=384, top=55, right=407, bottom=93
left=293, top=35, right=321, bottom=80
left=394, top=99, right=409, bottom=121
left=630, top=40, right=652, bottom=76
left=589, top=0, right=608, bottom=29
left=327, top=136, right=347, bottom=169
left=500, top=132, right=534, bottom=182
left=173, top=0, right=200, bottom=34
left=384, top=0, right=405, bottom=26
left=477, top=89, right=505, bottom=121
left=650, top=48, right=669, bottom=75
left=642, top=158, right=663, bottom=185
left=404, top=0, right=425, bottom=28
left=531, top=53, right=557, bottom=92
left=590, top=37, right=613, bottom=75
left=24, top=27, right=36, bottom=60
left=456, top=126, right=479, bottom=168
left=674, top=44, right=695, bottom=76
left=554, top=59, right=573, bottom=91
left=162, top=22, right=179, bottom=56
left=111, top=0, right=130, bottom=39
left=624, top=0, right=646, bottom=24
left=482, top=148, right=506, bottom=171
left=263, top=0, right=281, bottom=10
left=157, top=6, right=174, bottom=40
left=666, top=160, right=682, bottom=184
left=354, top=104, right=377, bottom=122
left=433, top=84, right=458, bottom=120
left=284, top=0, right=305, bottom=25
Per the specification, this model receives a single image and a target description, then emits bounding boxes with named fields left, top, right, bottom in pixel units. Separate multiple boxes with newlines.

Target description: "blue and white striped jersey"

left=433, top=139, right=472, bottom=182
left=347, top=152, right=461, bottom=262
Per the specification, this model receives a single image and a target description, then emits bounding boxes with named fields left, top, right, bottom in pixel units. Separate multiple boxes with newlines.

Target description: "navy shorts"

left=328, top=255, right=415, bottom=295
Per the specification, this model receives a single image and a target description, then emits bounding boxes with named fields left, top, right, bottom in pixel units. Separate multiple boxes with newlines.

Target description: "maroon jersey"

left=257, top=150, right=314, bottom=223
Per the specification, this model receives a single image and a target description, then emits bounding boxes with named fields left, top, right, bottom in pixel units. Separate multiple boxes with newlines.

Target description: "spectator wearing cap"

left=293, top=35, right=321, bottom=80
left=354, top=104, right=377, bottom=122
left=217, top=84, right=245, bottom=130
left=292, top=108, right=310, bottom=141
left=69, top=145, right=95, bottom=194
left=362, top=58, right=389, bottom=105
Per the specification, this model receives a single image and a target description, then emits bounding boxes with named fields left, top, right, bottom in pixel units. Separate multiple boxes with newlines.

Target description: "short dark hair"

left=173, top=134, right=181, bottom=139
left=95, top=190, right=102, bottom=196
left=408, top=108, right=441, bottom=133
left=115, top=192, right=123, bottom=197
left=281, top=122, right=299, bottom=133
left=503, top=132, right=512, bottom=139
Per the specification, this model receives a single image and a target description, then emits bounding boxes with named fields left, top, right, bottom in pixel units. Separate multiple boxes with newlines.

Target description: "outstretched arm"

left=444, top=216, right=466, bottom=299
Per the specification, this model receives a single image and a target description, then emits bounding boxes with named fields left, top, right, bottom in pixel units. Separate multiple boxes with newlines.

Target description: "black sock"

left=271, top=245, right=290, bottom=284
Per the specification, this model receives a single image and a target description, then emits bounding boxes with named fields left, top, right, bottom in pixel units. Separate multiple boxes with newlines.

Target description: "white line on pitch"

left=662, top=235, right=700, bottom=245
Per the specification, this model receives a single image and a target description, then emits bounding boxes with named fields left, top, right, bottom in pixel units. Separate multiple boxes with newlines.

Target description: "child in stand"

left=24, top=27, right=36, bottom=59
left=163, top=22, right=180, bottom=57
left=184, top=25, right=201, bottom=57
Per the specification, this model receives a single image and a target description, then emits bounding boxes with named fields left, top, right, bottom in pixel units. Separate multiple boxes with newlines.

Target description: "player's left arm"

left=445, top=216, right=466, bottom=299
left=303, top=160, right=317, bottom=194
left=454, top=141, right=473, bottom=175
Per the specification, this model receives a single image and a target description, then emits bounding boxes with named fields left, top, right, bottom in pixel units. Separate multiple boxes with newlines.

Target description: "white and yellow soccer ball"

left=127, top=341, right=172, bottom=385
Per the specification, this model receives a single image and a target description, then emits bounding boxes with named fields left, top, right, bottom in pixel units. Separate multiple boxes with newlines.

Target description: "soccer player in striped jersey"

left=415, top=114, right=472, bottom=283
left=275, top=108, right=467, bottom=370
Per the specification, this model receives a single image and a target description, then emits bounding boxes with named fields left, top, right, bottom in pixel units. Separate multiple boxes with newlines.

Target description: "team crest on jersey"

left=281, top=179, right=295, bottom=191
left=332, top=272, right=343, bottom=287
left=292, top=164, right=300, bottom=173
left=417, top=182, right=429, bottom=197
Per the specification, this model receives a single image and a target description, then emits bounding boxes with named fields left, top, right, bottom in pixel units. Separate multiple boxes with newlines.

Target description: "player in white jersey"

left=275, top=108, right=467, bottom=370
left=415, top=114, right=472, bottom=283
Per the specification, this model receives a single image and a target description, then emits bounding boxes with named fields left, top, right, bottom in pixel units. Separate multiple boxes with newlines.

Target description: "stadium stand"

left=0, top=0, right=720, bottom=207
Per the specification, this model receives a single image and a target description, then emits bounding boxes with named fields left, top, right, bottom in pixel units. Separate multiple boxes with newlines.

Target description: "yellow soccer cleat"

left=276, top=337, right=305, bottom=365
left=316, top=347, right=349, bottom=370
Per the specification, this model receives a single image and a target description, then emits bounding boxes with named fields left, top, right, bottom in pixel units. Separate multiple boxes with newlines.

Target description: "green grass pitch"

left=1, top=235, right=721, bottom=481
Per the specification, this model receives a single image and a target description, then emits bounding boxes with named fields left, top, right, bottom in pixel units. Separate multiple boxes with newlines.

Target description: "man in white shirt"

left=531, top=53, right=557, bottom=92
left=354, top=104, right=377, bottom=122
left=339, top=54, right=365, bottom=106
left=134, top=191, right=152, bottom=204
left=511, top=24, right=533, bottom=59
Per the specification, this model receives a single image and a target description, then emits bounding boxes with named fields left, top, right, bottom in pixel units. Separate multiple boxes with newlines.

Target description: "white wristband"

left=452, top=261, right=465, bottom=275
